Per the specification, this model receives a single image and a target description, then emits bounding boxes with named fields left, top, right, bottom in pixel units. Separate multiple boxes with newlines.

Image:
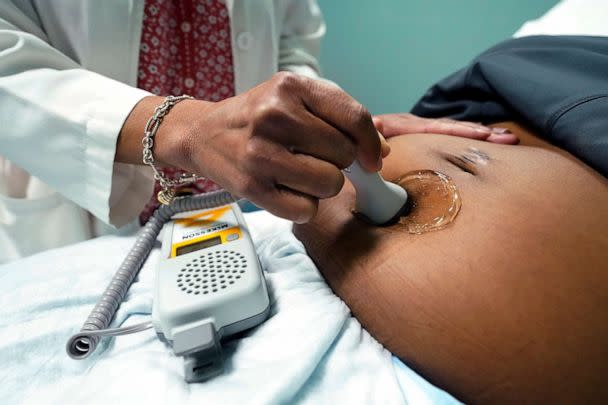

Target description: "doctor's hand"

left=372, top=113, right=519, bottom=144
left=118, top=72, right=386, bottom=223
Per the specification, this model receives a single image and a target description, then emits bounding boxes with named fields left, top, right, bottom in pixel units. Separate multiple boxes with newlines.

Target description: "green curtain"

left=318, top=0, right=558, bottom=114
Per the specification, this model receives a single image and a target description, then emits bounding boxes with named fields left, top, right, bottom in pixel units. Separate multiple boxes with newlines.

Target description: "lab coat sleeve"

left=278, top=0, right=329, bottom=81
left=0, top=14, right=154, bottom=227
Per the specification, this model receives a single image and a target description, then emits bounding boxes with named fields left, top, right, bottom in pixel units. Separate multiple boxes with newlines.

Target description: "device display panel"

left=175, top=236, right=222, bottom=256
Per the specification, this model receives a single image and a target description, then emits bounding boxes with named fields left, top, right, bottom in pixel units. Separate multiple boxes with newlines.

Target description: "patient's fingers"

left=373, top=113, right=491, bottom=138
left=373, top=113, right=521, bottom=145
left=486, top=132, right=520, bottom=144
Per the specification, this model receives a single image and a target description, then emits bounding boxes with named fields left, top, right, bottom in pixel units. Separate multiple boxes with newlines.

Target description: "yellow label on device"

left=170, top=205, right=242, bottom=258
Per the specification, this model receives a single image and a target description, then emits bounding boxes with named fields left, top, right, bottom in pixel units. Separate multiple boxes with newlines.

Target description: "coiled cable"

left=66, top=190, right=236, bottom=359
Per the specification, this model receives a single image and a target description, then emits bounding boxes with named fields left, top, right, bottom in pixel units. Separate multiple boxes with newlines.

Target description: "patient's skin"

left=294, top=122, right=608, bottom=404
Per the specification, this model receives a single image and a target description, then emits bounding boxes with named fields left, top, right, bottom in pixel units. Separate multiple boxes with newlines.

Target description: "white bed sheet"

left=0, top=211, right=408, bottom=405
left=514, top=0, right=608, bottom=38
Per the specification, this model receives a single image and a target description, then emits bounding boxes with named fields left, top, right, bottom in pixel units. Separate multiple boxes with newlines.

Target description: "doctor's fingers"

left=255, top=185, right=319, bottom=224
left=264, top=109, right=389, bottom=163
left=284, top=74, right=381, bottom=172
left=237, top=174, right=319, bottom=224
left=245, top=142, right=345, bottom=200
left=274, top=154, right=345, bottom=200
left=261, top=110, right=356, bottom=170
left=254, top=151, right=346, bottom=223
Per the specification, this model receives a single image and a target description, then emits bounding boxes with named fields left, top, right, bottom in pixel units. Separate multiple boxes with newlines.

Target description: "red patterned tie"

left=137, top=0, right=235, bottom=224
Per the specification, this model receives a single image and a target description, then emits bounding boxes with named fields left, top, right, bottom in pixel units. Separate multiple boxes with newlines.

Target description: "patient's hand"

left=373, top=113, right=519, bottom=144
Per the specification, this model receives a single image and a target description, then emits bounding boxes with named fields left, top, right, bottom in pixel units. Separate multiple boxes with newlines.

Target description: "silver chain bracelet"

left=142, top=95, right=202, bottom=205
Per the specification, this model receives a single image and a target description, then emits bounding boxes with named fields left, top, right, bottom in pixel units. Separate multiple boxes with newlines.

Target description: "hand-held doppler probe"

left=343, top=161, right=409, bottom=226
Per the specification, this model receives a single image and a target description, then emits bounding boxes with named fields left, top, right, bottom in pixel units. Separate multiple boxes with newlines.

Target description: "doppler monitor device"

left=152, top=202, right=270, bottom=382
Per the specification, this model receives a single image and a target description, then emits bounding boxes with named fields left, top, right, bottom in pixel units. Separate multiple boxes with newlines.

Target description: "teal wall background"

left=317, top=1, right=558, bottom=114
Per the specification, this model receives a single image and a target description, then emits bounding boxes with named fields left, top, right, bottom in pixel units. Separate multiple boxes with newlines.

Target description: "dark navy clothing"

left=412, top=35, right=608, bottom=177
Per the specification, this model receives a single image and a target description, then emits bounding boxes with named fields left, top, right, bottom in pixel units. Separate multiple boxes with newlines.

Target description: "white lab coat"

left=0, top=0, right=326, bottom=263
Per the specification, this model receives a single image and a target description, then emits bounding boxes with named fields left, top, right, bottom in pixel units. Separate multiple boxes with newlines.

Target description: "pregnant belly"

left=294, top=126, right=608, bottom=403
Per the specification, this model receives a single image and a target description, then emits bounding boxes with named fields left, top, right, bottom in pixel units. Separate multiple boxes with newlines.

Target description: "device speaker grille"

left=177, top=250, right=248, bottom=295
